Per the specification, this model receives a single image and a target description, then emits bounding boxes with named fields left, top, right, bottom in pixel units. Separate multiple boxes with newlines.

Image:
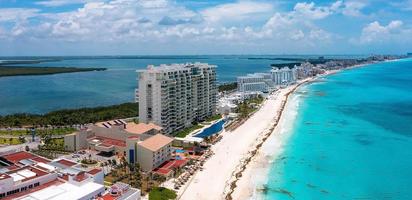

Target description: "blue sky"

left=0, top=0, right=411, bottom=56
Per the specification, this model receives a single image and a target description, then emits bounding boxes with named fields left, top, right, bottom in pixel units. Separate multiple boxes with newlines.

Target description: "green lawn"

left=174, top=124, right=204, bottom=138
left=0, top=137, right=25, bottom=145
left=0, top=127, right=76, bottom=137
left=205, top=114, right=222, bottom=122
left=42, top=138, right=65, bottom=151
left=149, top=187, right=177, bottom=200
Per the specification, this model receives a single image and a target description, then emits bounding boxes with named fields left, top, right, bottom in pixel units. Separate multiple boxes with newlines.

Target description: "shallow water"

left=263, top=58, right=412, bottom=200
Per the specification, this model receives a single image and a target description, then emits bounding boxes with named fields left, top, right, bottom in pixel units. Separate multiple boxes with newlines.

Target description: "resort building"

left=137, top=63, right=218, bottom=134
left=99, top=182, right=141, bottom=200
left=127, top=134, right=173, bottom=172
left=64, top=120, right=161, bottom=156
left=237, top=73, right=274, bottom=93
left=270, top=67, right=297, bottom=86
left=0, top=151, right=116, bottom=200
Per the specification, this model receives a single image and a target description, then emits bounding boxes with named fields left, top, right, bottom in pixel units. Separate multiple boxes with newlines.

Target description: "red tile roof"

left=57, top=159, right=77, bottom=167
left=73, top=171, right=88, bottom=182
left=3, top=151, right=34, bottom=163
left=2, top=151, right=50, bottom=164
left=100, top=194, right=116, bottom=200
left=87, top=168, right=102, bottom=175
left=31, top=156, right=51, bottom=163
left=89, top=136, right=126, bottom=147
left=153, top=159, right=188, bottom=175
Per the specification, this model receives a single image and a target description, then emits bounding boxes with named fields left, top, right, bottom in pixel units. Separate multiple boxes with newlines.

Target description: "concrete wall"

left=136, top=145, right=154, bottom=172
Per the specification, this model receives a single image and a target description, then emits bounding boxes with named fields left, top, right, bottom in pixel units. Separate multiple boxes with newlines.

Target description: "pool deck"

left=182, top=118, right=224, bottom=139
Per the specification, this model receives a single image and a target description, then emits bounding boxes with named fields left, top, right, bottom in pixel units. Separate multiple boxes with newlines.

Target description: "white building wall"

left=137, top=63, right=217, bottom=134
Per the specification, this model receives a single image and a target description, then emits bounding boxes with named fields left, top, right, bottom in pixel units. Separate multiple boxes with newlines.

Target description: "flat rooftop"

left=125, top=122, right=162, bottom=135
left=88, top=136, right=126, bottom=147
left=16, top=180, right=104, bottom=200
left=138, top=134, right=173, bottom=152
left=137, top=62, right=216, bottom=73
left=2, top=151, right=50, bottom=164
left=153, top=159, right=187, bottom=175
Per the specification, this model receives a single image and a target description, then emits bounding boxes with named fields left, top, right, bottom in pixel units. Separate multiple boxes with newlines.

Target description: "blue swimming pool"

left=175, top=149, right=185, bottom=153
left=194, top=119, right=225, bottom=138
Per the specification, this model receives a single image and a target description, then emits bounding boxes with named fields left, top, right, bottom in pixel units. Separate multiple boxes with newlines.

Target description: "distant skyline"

left=1, top=0, right=412, bottom=56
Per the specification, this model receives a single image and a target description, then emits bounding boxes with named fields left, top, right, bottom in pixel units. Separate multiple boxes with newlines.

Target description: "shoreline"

left=177, top=77, right=316, bottom=200
left=230, top=62, right=378, bottom=199
left=226, top=78, right=316, bottom=200
left=177, top=59, right=382, bottom=200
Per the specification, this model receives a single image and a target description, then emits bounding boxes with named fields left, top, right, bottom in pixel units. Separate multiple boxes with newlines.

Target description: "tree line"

left=218, top=82, right=237, bottom=92
left=0, top=103, right=138, bottom=128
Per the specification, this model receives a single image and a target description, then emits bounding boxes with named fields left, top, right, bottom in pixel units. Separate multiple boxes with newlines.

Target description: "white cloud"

left=35, top=0, right=105, bottom=7
left=290, top=30, right=305, bottom=40
left=309, top=29, right=331, bottom=41
left=360, top=20, right=404, bottom=43
left=391, top=0, right=412, bottom=11
left=201, top=1, right=274, bottom=24
left=293, top=2, right=332, bottom=19
left=342, top=1, right=367, bottom=17
left=0, top=8, right=40, bottom=22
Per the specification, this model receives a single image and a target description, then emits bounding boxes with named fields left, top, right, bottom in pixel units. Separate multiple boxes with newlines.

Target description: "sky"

left=0, top=0, right=411, bottom=56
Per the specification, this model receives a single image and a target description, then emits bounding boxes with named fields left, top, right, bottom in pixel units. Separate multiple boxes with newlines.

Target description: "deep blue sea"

left=0, top=55, right=363, bottom=115
left=263, top=58, right=412, bottom=200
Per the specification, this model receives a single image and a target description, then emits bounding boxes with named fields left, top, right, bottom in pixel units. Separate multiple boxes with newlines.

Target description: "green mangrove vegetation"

left=0, top=102, right=138, bottom=127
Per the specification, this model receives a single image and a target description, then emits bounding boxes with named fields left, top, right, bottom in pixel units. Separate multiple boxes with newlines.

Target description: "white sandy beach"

left=178, top=81, right=309, bottom=200
left=231, top=88, right=304, bottom=200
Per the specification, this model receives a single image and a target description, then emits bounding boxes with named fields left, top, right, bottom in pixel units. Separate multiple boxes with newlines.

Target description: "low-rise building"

left=0, top=151, right=107, bottom=200
left=131, top=134, right=173, bottom=172
left=100, top=182, right=141, bottom=200
left=64, top=121, right=162, bottom=156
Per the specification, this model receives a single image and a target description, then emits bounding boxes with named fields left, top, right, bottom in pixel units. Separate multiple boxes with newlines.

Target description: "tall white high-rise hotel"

left=137, top=63, right=217, bottom=134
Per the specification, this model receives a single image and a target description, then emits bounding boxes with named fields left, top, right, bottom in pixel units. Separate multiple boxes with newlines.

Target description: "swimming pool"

left=194, top=119, right=225, bottom=138
left=175, top=149, right=185, bottom=153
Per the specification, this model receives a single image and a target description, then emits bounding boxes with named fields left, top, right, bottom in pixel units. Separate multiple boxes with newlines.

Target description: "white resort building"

left=0, top=151, right=140, bottom=200
left=270, top=67, right=297, bottom=85
left=237, top=73, right=274, bottom=93
left=137, top=63, right=217, bottom=134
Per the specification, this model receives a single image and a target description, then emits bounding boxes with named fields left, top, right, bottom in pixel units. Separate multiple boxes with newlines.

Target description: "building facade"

left=237, top=73, right=274, bottom=92
left=137, top=63, right=217, bottom=134
left=270, top=67, right=297, bottom=85
left=128, top=134, right=173, bottom=172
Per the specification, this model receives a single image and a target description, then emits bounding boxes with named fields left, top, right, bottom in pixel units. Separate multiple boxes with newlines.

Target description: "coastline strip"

left=223, top=79, right=313, bottom=200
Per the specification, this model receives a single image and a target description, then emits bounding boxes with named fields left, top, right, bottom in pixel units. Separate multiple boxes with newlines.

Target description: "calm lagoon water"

left=263, top=58, right=412, bottom=200
left=0, top=56, right=277, bottom=115
left=0, top=55, right=365, bottom=115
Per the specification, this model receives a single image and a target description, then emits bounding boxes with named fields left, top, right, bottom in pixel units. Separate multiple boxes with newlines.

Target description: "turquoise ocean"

left=263, top=58, right=412, bottom=200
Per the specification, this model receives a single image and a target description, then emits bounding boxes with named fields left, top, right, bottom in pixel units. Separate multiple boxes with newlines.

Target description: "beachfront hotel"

left=137, top=63, right=218, bottom=134
left=237, top=73, right=274, bottom=92
left=270, top=67, right=297, bottom=85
